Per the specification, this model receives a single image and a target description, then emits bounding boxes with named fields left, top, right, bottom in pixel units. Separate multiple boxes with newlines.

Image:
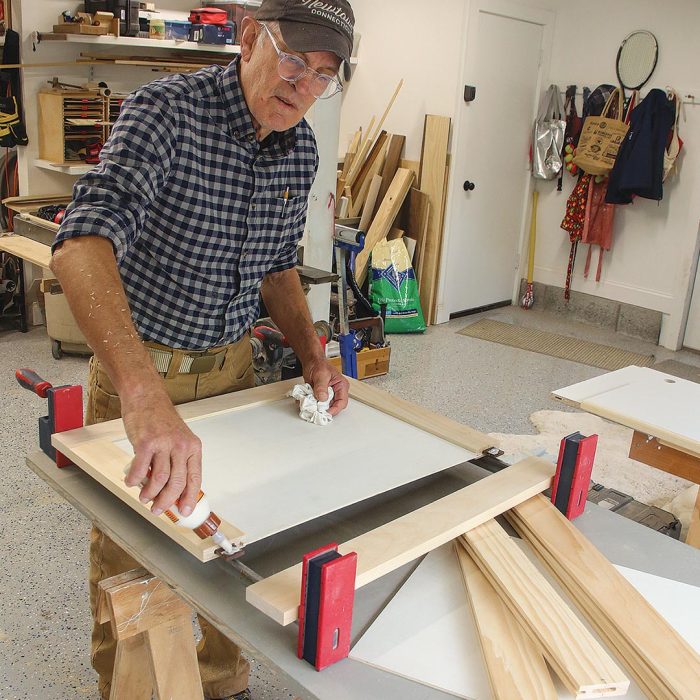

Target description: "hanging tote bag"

left=532, top=84, right=566, bottom=180
left=573, top=88, right=628, bottom=176
left=663, top=91, right=682, bottom=181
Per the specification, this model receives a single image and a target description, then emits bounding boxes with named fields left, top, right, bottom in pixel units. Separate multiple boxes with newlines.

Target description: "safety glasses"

left=259, top=22, right=343, bottom=100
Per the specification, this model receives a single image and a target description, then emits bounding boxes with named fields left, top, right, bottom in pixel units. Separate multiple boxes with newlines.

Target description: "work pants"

left=86, top=335, right=255, bottom=700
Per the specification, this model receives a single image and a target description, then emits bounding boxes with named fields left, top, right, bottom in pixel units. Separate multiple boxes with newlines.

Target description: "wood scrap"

left=405, top=188, right=430, bottom=283
left=387, top=227, right=404, bottom=240
left=354, top=168, right=414, bottom=285
left=507, top=495, right=700, bottom=700
left=351, top=130, right=389, bottom=202
left=377, top=134, right=406, bottom=206
left=350, top=139, right=387, bottom=216
left=418, top=115, right=451, bottom=325
left=454, top=543, right=557, bottom=700
left=340, top=128, right=362, bottom=180
left=459, top=523, right=629, bottom=698
left=358, top=174, right=382, bottom=233
left=345, top=116, right=375, bottom=188
left=345, top=79, right=403, bottom=188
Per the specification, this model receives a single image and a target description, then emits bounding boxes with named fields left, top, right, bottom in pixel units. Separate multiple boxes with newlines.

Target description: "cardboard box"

left=53, top=12, right=113, bottom=34
left=328, top=346, right=391, bottom=380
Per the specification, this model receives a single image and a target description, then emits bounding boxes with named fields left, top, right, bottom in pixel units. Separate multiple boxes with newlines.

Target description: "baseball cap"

left=255, top=0, right=355, bottom=65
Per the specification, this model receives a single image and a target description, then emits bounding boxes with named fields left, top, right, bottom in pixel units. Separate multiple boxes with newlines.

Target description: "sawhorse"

left=97, top=568, right=204, bottom=700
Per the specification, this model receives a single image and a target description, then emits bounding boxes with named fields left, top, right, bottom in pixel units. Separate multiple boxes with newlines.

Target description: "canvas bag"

left=532, top=84, right=566, bottom=180
left=573, top=88, right=628, bottom=176
left=663, top=91, right=682, bottom=181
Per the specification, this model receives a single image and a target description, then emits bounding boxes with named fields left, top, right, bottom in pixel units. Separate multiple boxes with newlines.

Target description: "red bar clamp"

left=551, top=431, right=598, bottom=520
left=297, top=543, right=357, bottom=671
left=16, top=368, right=83, bottom=468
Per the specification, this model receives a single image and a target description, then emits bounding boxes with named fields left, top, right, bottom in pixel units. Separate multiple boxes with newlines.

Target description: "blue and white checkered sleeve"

left=53, top=90, right=176, bottom=263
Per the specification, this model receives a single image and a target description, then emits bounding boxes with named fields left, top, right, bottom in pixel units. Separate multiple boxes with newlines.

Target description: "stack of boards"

left=337, top=80, right=451, bottom=325
left=351, top=495, right=700, bottom=699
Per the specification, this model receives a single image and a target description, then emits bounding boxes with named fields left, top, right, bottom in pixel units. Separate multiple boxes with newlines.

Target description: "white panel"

left=351, top=540, right=699, bottom=699
left=116, top=398, right=477, bottom=544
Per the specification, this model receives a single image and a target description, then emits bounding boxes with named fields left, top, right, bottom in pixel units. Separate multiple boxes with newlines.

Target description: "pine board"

left=461, top=523, right=628, bottom=698
left=455, top=543, right=557, bottom=700
left=418, top=115, right=451, bottom=325
left=350, top=538, right=698, bottom=700
left=0, top=234, right=52, bottom=269
left=508, top=495, right=700, bottom=699
left=245, top=456, right=554, bottom=625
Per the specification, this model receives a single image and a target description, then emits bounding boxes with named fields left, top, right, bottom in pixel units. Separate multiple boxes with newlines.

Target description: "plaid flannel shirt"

left=54, top=58, right=319, bottom=350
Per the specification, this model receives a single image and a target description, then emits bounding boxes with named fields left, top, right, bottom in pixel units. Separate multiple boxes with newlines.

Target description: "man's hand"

left=304, top=358, right=349, bottom=416
left=122, top=389, right=202, bottom=517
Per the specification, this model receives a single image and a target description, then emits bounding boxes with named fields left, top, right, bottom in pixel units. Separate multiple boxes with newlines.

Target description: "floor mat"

left=653, top=359, right=700, bottom=384
left=457, top=319, right=655, bottom=371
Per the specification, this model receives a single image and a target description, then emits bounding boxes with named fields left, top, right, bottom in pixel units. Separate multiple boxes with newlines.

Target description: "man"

left=50, top=1, right=355, bottom=697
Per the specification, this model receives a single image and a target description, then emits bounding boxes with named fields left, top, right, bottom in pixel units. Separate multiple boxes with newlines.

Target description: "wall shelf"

left=37, top=33, right=242, bottom=55
left=34, top=159, right=94, bottom=175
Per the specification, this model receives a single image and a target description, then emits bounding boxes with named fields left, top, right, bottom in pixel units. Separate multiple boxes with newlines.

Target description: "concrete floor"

left=1, top=305, right=699, bottom=699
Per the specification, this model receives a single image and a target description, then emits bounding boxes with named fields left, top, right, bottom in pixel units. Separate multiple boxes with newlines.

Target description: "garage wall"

left=340, top=0, right=700, bottom=348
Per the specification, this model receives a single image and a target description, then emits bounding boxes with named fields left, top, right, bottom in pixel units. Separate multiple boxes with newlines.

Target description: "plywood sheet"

left=114, top=398, right=477, bottom=545
left=552, top=366, right=700, bottom=457
left=350, top=541, right=699, bottom=699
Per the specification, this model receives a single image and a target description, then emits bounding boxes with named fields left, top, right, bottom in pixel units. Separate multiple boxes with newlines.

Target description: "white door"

left=438, top=1, right=553, bottom=320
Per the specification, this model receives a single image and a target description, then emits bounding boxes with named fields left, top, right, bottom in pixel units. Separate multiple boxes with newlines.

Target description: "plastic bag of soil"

left=369, top=238, right=425, bottom=333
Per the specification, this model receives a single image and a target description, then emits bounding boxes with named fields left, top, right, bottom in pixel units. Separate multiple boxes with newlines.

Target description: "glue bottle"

left=124, top=467, right=236, bottom=555
left=164, top=491, right=237, bottom=555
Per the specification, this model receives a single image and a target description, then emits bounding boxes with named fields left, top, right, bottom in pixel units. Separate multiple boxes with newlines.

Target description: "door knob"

left=463, top=181, right=476, bottom=191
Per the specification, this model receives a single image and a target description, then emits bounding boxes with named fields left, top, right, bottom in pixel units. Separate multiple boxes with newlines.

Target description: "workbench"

left=26, top=449, right=700, bottom=700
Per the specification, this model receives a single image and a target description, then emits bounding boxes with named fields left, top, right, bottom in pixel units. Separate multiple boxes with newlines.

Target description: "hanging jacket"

left=605, top=89, right=675, bottom=204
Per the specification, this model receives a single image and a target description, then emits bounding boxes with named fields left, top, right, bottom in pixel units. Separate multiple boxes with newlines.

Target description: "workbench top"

left=26, top=451, right=700, bottom=700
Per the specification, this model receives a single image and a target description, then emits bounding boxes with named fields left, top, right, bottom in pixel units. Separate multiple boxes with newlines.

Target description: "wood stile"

left=245, top=455, right=555, bottom=626
left=355, top=168, right=415, bottom=286
left=430, top=162, right=451, bottom=320
left=453, top=542, right=558, bottom=700
left=0, top=234, right=53, bottom=269
left=459, top=522, right=629, bottom=699
left=377, top=134, right=406, bottom=206
left=340, top=127, right=362, bottom=180
left=350, top=140, right=388, bottom=217
left=336, top=196, right=349, bottom=219
left=406, top=188, right=430, bottom=284
left=345, top=116, right=376, bottom=188
left=400, top=159, right=421, bottom=183
left=358, top=174, right=382, bottom=234
left=345, top=79, right=403, bottom=188
left=335, top=175, right=346, bottom=203
left=507, top=495, right=700, bottom=700
left=418, top=115, right=451, bottom=325
left=350, top=130, right=389, bottom=205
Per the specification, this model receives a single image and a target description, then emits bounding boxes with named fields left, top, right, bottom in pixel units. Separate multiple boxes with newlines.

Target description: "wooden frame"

left=53, top=378, right=495, bottom=564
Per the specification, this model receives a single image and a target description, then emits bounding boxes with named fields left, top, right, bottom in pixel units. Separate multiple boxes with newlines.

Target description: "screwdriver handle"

left=15, top=368, right=53, bottom=398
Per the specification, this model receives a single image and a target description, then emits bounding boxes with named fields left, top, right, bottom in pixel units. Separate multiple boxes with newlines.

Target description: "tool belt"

left=144, top=341, right=229, bottom=375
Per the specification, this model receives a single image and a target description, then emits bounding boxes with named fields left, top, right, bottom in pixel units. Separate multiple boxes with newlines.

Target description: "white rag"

left=288, top=383, right=334, bottom=426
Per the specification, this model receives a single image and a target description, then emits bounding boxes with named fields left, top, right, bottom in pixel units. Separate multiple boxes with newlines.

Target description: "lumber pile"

left=337, top=82, right=451, bottom=324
